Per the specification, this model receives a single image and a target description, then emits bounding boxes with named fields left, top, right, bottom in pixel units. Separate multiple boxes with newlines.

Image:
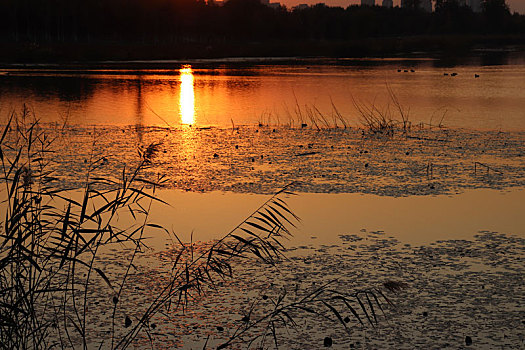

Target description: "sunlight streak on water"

left=179, top=65, right=195, bottom=125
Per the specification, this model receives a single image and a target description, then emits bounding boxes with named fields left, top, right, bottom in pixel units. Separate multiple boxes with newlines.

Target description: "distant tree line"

left=0, top=0, right=523, bottom=44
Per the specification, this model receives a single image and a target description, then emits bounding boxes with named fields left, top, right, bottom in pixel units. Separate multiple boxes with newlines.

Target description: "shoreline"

left=1, top=35, right=524, bottom=65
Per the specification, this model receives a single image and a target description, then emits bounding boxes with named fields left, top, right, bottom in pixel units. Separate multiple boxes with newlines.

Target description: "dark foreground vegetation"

left=0, top=0, right=524, bottom=61
left=0, top=109, right=395, bottom=348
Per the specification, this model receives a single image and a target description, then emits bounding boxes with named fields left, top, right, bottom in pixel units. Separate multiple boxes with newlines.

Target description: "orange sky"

left=281, top=0, right=525, bottom=14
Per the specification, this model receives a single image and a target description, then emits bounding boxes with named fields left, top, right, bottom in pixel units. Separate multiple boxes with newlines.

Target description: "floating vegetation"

left=0, top=111, right=392, bottom=349
left=75, top=229, right=524, bottom=349
left=6, top=122, right=523, bottom=196
left=1, top=106, right=523, bottom=349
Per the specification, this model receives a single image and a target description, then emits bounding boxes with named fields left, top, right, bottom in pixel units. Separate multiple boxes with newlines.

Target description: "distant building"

left=382, top=0, right=393, bottom=8
left=469, top=0, right=482, bottom=12
left=361, top=0, right=375, bottom=6
left=420, top=0, right=432, bottom=12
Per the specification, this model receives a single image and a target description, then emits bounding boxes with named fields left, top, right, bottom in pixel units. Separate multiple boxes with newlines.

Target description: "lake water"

left=1, top=53, right=524, bottom=349
left=1, top=52, right=524, bottom=240
left=1, top=51, right=525, bottom=130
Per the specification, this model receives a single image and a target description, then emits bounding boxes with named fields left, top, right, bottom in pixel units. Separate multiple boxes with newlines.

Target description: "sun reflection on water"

left=179, top=65, right=195, bottom=125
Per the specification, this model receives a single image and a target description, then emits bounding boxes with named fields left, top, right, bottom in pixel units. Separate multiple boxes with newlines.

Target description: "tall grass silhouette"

left=0, top=107, right=392, bottom=349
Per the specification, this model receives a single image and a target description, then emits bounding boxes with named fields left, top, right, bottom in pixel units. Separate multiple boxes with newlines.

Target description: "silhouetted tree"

left=482, top=0, right=512, bottom=32
left=403, top=0, right=422, bottom=10
left=0, top=0, right=523, bottom=52
left=432, top=0, right=477, bottom=33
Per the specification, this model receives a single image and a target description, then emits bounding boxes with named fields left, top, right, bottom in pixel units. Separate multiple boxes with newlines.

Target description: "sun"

left=179, top=65, right=195, bottom=125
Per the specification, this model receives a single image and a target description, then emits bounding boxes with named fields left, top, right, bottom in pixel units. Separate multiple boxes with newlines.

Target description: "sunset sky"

left=281, top=0, right=525, bottom=14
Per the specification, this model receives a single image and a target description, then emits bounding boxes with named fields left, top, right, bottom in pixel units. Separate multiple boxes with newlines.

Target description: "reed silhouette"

left=0, top=108, right=395, bottom=349
left=0, top=0, right=523, bottom=61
